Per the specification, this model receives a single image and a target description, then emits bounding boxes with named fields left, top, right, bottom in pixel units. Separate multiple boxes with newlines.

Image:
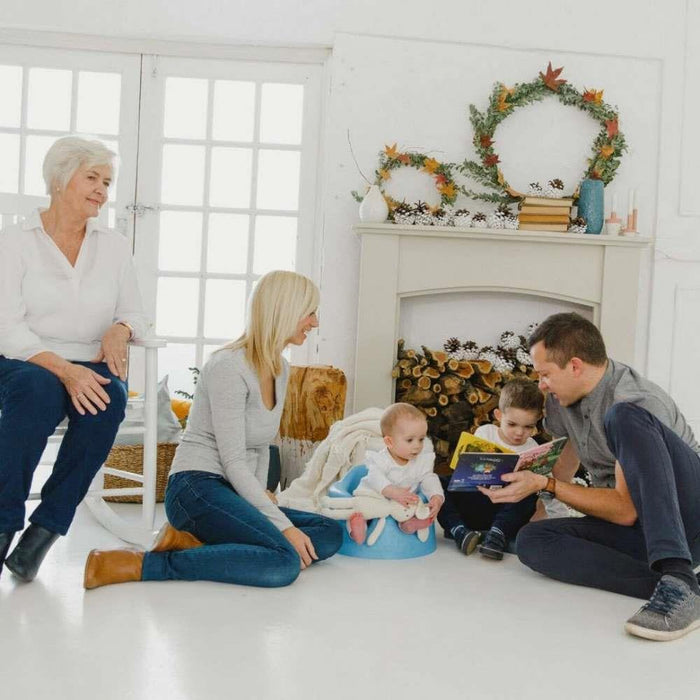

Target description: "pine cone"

left=499, top=330, right=521, bottom=350
left=393, top=201, right=414, bottom=225
left=453, top=209, right=471, bottom=227
left=470, top=212, right=487, bottom=227
left=461, top=340, right=480, bottom=360
left=548, top=178, right=565, bottom=191
left=516, top=347, right=533, bottom=366
left=443, top=337, right=461, bottom=353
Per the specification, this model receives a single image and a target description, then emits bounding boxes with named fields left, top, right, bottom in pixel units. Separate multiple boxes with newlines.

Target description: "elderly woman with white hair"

left=0, top=135, right=148, bottom=582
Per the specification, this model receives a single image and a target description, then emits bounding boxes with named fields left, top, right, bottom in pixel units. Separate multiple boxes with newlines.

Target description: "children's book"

left=447, top=432, right=568, bottom=491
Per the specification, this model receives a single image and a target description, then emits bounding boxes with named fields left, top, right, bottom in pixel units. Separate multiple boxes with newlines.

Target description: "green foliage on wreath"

left=457, top=63, right=627, bottom=204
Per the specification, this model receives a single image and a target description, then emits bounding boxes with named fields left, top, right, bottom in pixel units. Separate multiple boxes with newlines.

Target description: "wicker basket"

left=103, top=443, right=178, bottom=503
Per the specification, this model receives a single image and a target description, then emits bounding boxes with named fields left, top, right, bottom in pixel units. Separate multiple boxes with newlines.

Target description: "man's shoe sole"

left=624, top=618, right=700, bottom=641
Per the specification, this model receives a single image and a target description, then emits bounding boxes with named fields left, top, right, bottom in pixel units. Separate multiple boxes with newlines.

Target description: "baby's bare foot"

left=348, top=512, right=367, bottom=544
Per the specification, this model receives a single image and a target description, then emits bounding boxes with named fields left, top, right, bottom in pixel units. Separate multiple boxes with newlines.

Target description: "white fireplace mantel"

left=353, top=223, right=653, bottom=411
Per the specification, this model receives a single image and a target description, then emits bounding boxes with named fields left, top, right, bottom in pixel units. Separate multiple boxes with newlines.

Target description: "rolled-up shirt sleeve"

left=114, top=242, right=149, bottom=340
left=0, top=232, right=47, bottom=360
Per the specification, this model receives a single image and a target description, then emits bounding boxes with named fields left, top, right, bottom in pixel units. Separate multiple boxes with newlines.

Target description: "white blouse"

left=0, top=209, right=149, bottom=362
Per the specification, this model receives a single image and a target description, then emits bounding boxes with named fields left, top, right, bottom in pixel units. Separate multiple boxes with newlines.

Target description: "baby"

left=348, top=403, right=444, bottom=544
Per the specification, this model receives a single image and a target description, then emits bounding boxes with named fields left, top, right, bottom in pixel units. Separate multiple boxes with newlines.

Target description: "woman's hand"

left=92, top=323, right=131, bottom=380
left=282, top=526, right=318, bottom=569
left=60, top=362, right=112, bottom=416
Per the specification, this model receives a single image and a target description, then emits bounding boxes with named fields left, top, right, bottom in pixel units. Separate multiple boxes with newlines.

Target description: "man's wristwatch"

left=538, top=476, right=557, bottom=499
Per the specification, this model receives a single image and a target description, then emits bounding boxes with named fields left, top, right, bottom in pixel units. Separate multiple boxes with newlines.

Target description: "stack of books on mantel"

left=518, top=196, right=574, bottom=232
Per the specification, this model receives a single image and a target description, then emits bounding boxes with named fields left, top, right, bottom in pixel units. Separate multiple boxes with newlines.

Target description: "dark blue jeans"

left=142, top=470, right=344, bottom=587
left=0, top=357, right=127, bottom=535
left=517, top=402, right=700, bottom=599
left=437, top=474, right=537, bottom=542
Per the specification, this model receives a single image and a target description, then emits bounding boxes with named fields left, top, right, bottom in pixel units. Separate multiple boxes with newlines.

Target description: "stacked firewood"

left=392, top=339, right=539, bottom=471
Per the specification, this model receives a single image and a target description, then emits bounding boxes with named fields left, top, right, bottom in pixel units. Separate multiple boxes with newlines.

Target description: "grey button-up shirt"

left=544, top=359, right=700, bottom=488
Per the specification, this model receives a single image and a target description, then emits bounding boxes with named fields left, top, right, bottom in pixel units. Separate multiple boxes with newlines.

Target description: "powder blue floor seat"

left=326, top=465, right=436, bottom=559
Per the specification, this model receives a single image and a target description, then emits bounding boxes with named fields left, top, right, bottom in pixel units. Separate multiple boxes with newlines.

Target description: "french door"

left=0, top=46, right=323, bottom=395
left=134, top=55, right=322, bottom=396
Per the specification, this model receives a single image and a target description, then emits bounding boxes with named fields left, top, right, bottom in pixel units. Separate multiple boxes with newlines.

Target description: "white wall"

left=3, top=0, right=699, bottom=432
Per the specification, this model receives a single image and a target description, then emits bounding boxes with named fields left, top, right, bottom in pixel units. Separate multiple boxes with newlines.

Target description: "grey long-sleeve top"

left=169, top=347, right=293, bottom=531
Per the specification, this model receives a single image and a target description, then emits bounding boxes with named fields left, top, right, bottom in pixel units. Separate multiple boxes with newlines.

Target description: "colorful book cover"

left=448, top=432, right=513, bottom=470
left=447, top=434, right=568, bottom=491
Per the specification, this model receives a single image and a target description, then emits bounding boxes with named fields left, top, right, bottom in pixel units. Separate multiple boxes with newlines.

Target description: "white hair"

left=42, top=136, right=117, bottom=195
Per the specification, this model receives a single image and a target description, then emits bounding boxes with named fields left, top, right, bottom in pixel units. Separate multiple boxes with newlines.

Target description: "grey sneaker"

left=625, top=575, right=700, bottom=641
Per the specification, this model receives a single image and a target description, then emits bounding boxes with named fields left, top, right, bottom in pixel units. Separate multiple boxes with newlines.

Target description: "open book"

left=447, top=432, right=568, bottom=492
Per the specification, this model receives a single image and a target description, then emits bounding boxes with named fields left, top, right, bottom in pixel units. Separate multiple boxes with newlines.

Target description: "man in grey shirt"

left=478, top=313, right=700, bottom=642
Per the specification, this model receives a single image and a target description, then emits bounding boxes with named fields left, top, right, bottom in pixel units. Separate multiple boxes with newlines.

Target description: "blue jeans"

left=142, top=470, right=344, bottom=587
left=0, top=357, right=127, bottom=535
left=517, top=403, right=700, bottom=599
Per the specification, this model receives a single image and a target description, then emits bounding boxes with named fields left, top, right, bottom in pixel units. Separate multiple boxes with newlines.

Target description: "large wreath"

left=458, top=63, right=627, bottom=204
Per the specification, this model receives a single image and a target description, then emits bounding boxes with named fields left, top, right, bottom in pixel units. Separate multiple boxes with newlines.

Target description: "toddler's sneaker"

left=449, top=525, right=481, bottom=555
left=625, top=575, right=700, bottom=641
left=478, top=528, right=506, bottom=560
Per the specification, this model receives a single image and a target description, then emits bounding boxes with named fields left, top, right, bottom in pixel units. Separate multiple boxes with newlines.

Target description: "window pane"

left=159, top=343, right=197, bottom=398
left=0, top=134, right=20, bottom=193
left=204, top=279, right=246, bottom=339
left=212, top=80, right=255, bottom=142
left=95, top=138, right=120, bottom=202
left=209, top=147, right=252, bottom=208
left=156, top=277, right=200, bottom=336
left=161, top=144, right=205, bottom=206
left=77, top=71, right=121, bottom=135
left=27, top=68, right=72, bottom=131
left=260, top=83, right=303, bottom=145
left=164, top=77, right=208, bottom=140
left=253, top=215, right=297, bottom=274
left=159, top=211, right=203, bottom=272
left=256, top=150, right=300, bottom=210
left=24, top=135, right=56, bottom=196
left=0, top=65, right=22, bottom=128
left=207, top=213, right=249, bottom=273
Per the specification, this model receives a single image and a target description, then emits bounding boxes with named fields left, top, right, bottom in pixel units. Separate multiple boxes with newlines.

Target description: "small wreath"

left=353, top=144, right=458, bottom=212
left=458, top=62, right=627, bottom=204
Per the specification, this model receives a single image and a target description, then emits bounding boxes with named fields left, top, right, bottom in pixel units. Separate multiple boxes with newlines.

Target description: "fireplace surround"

left=353, top=224, right=653, bottom=411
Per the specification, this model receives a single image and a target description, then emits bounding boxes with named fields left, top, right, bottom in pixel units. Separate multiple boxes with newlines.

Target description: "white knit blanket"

left=276, top=407, right=386, bottom=512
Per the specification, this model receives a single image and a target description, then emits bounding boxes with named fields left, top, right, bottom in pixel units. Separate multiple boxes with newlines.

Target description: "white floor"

left=2, top=504, right=700, bottom=700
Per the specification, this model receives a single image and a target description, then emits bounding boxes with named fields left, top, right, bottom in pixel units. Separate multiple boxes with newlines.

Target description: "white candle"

left=612, top=193, right=618, bottom=216
left=628, top=189, right=635, bottom=216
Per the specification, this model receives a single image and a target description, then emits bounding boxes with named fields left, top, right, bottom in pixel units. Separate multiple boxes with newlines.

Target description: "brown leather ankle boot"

left=84, top=549, right=144, bottom=590
left=151, top=523, right=203, bottom=552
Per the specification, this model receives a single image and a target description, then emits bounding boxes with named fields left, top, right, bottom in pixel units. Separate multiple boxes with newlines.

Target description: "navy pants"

left=517, top=402, right=700, bottom=599
left=142, top=470, right=344, bottom=587
left=437, top=474, right=537, bottom=541
left=0, top=357, right=127, bottom=535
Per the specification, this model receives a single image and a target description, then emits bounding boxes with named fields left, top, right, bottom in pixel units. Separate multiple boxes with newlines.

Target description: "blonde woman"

left=0, top=136, right=147, bottom=582
left=84, top=271, right=343, bottom=588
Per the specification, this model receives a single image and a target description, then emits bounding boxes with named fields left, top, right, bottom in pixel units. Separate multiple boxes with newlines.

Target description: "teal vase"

left=577, top=179, right=604, bottom=234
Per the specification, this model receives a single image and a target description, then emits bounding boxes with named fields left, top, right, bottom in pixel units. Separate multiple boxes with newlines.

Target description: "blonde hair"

left=220, top=270, right=319, bottom=378
left=380, top=402, right=427, bottom=436
left=43, top=136, right=117, bottom=195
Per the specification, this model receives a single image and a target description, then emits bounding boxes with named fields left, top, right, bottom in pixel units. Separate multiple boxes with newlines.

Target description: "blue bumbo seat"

left=327, top=465, right=436, bottom=559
